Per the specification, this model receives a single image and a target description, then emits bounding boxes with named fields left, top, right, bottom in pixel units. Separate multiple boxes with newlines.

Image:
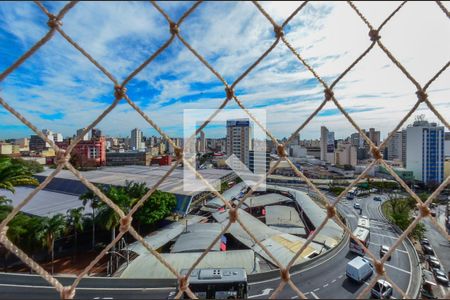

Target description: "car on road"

left=371, top=279, right=393, bottom=299
left=422, top=244, right=435, bottom=255
left=427, top=256, right=441, bottom=269
left=346, top=256, right=373, bottom=283
left=379, top=245, right=391, bottom=261
left=432, top=268, right=449, bottom=286
left=373, top=196, right=382, bottom=201
left=353, top=202, right=361, bottom=209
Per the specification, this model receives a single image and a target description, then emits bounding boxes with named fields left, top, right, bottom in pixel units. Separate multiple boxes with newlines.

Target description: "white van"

left=346, top=257, right=373, bottom=283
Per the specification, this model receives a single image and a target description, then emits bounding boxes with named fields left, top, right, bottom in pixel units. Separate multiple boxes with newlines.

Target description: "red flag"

left=220, top=242, right=226, bottom=251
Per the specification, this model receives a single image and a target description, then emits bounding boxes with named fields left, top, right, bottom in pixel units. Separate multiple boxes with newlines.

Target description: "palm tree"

left=80, top=189, right=101, bottom=250
left=36, top=214, right=67, bottom=274
left=0, top=155, right=38, bottom=192
left=67, top=207, right=84, bottom=261
left=96, top=186, right=133, bottom=248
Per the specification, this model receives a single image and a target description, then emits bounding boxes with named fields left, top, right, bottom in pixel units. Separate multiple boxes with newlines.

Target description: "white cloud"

left=0, top=1, right=448, bottom=140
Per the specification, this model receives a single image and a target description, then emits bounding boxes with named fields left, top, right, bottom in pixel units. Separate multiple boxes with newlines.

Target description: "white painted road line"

left=313, top=288, right=320, bottom=292
left=371, top=232, right=399, bottom=239
left=0, top=283, right=173, bottom=291
left=363, top=257, right=411, bottom=275
left=369, top=242, right=408, bottom=254
left=310, top=291, right=319, bottom=299
left=322, top=283, right=328, bottom=288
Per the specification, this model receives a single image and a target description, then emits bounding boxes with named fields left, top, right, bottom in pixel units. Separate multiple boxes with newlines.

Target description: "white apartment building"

left=131, top=128, right=143, bottom=151
left=406, top=120, right=444, bottom=184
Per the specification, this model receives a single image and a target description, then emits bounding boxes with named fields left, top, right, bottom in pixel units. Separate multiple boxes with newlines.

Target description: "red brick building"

left=151, top=155, right=172, bottom=166
left=56, top=137, right=106, bottom=168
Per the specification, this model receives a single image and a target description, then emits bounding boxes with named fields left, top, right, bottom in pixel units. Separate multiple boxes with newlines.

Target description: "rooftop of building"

left=36, top=165, right=234, bottom=197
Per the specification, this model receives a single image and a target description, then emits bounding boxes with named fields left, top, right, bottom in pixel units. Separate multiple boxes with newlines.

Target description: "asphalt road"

left=253, top=185, right=415, bottom=299
left=0, top=189, right=416, bottom=299
left=423, top=206, right=450, bottom=273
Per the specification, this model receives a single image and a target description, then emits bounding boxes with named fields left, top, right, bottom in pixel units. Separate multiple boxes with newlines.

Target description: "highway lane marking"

left=331, top=279, right=336, bottom=283
left=322, top=284, right=328, bottom=288
left=363, top=257, right=411, bottom=275
left=310, top=291, right=319, bottom=299
left=0, top=283, right=174, bottom=291
left=369, top=241, right=408, bottom=254
left=370, top=232, right=399, bottom=239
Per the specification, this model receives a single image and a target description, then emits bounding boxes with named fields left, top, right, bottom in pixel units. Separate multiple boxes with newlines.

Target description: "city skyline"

left=1, top=2, right=448, bottom=140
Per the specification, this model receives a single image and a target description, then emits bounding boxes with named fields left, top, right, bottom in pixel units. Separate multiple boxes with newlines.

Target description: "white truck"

left=346, top=256, right=373, bottom=283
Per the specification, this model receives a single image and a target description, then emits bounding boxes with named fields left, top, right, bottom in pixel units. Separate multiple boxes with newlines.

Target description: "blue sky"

left=0, top=1, right=449, bottom=140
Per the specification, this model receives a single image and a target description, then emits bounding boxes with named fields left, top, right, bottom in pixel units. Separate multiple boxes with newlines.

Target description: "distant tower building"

left=386, top=131, right=403, bottom=162
left=320, top=126, right=328, bottom=161
left=406, top=120, right=444, bottom=184
left=226, top=119, right=252, bottom=169
left=199, top=130, right=206, bottom=153
left=131, top=128, right=143, bottom=151
left=53, top=133, right=63, bottom=143
left=320, top=126, right=335, bottom=164
left=368, top=128, right=380, bottom=146
left=91, top=128, right=102, bottom=140
left=76, top=128, right=91, bottom=141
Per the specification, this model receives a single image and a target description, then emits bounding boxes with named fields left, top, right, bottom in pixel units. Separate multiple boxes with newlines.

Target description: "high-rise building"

left=367, top=128, right=380, bottom=146
left=76, top=128, right=91, bottom=141
left=226, top=119, right=252, bottom=169
left=444, top=132, right=450, bottom=158
left=199, top=131, right=206, bottom=153
left=53, top=133, right=63, bottom=143
left=130, top=128, right=143, bottom=151
left=320, top=126, right=335, bottom=164
left=401, top=129, right=407, bottom=167
left=406, top=120, right=444, bottom=184
left=249, top=150, right=270, bottom=173
left=91, top=128, right=102, bottom=140
left=386, top=131, right=403, bottom=161
left=335, top=142, right=357, bottom=167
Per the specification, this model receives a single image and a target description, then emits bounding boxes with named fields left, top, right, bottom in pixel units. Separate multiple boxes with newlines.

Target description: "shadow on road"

left=341, top=278, right=367, bottom=294
left=345, top=252, right=358, bottom=260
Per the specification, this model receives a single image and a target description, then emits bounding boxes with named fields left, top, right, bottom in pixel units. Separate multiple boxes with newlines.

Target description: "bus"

left=178, top=268, right=248, bottom=299
left=349, top=227, right=370, bottom=256
left=357, top=217, right=370, bottom=230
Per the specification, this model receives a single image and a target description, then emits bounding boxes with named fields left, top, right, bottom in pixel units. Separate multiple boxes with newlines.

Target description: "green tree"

left=135, top=190, right=176, bottom=226
left=36, top=214, right=67, bottom=274
left=96, top=186, right=132, bottom=251
left=11, top=157, right=43, bottom=174
left=67, top=207, right=85, bottom=260
left=0, top=155, right=39, bottom=192
left=80, top=189, right=102, bottom=249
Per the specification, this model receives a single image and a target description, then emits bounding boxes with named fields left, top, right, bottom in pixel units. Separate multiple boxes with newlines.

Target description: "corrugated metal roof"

left=212, top=209, right=322, bottom=266
left=203, top=182, right=247, bottom=210
left=241, top=193, right=292, bottom=208
left=36, top=166, right=233, bottom=196
left=119, top=250, right=258, bottom=279
left=0, top=187, right=92, bottom=217
left=267, top=185, right=344, bottom=246
left=265, top=205, right=304, bottom=227
left=269, top=226, right=307, bottom=235
left=128, top=215, right=206, bottom=255
left=171, top=223, right=223, bottom=253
